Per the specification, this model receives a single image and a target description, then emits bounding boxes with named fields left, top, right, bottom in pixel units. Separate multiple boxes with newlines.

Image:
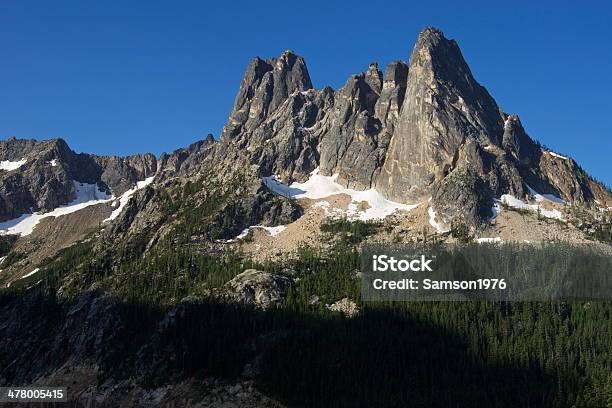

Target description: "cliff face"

left=213, top=27, right=610, bottom=228
left=376, top=28, right=504, bottom=201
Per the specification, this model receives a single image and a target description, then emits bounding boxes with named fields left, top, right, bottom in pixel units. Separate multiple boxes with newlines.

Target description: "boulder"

left=223, top=269, right=295, bottom=309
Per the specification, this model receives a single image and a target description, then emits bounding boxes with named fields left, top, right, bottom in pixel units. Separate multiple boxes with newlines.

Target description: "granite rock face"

left=217, top=51, right=321, bottom=183
left=0, top=138, right=76, bottom=221
left=220, top=50, right=313, bottom=143
left=214, top=27, right=609, bottom=228
left=157, top=134, right=216, bottom=176
left=375, top=61, right=409, bottom=135
left=318, top=64, right=386, bottom=189
left=431, top=167, right=495, bottom=229
left=376, top=28, right=505, bottom=202
left=88, top=153, right=157, bottom=195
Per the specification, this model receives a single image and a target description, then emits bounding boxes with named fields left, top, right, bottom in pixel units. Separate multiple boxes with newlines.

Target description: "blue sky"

left=1, top=1, right=610, bottom=185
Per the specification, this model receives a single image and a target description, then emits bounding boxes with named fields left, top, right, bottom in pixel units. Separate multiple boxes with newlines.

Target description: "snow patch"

left=47, top=159, right=58, bottom=167
left=0, top=181, right=113, bottom=236
left=259, top=225, right=286, bottom=236
left=545, top=151, right=568, bottom=160
left=230, top=225, right=287, bottom=242
left=6, top=267, right=41, bottom=287
left=476, top=237, right=502, bottom=244
left=525, top=184, right=565, bottom=204
left=500, top=194, right=564, bottom=220
left=428, top=207, right=450, bottom=233
left=235, top=228, right=251, bottom=240
left=490, top=202, right=502, bottom=220
left=503, top=117, right=512, bottom=130
left=21, top=268, right=40, bottom=279
left=0, top=158, right=27, bottom=171
left=71, top=181, right=112, bottom=204
left=263, top=168, right=419, bottom=221
left=104, top=176, right=156, bottom=222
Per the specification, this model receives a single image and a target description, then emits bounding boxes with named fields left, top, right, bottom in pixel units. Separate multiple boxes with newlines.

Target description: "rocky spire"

left=318, top=64, right=386, bottom=189
left=376, top=27, right=505, bottom=202
left=364, top=62, right=383, bottom=94
left=268, top=50, right=313, bottom=111
left=221, top=51, right=312, bottom=142
left=374, top=60, right=408, bottom=133
left=501, top=115, right=540, bottom=165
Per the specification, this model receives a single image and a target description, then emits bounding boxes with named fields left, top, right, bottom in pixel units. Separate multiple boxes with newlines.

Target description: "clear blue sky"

left=1, top=1, right=610, bottom=185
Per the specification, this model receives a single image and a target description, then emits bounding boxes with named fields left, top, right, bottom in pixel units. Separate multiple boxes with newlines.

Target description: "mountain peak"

left=376, top=27, right=505, bottom=205
left=417, top=26, right=446, bottom=42
left=365, top=62, right=383, bottom=93
left=272, top=50, right=301, bottom=70
left=411, top=27, right=468, bottom=77
left=279, top=49, right=297, bottom=59
left=221, top=50, right=313, bottom=142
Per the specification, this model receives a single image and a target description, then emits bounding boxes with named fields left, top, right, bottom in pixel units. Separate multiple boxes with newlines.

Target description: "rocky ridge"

left=0, top=137, right=156, bottom=222
left=0, top=26, right=609, bottom=275
left=212, top=27, right=610, bottom=230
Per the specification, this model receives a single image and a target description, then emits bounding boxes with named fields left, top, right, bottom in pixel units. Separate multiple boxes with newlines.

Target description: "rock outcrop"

left=326, top=297, right=359, bottom=317
left=212, top=182, right=302, bottom=240
left=221, top=269, right=295, bottom=309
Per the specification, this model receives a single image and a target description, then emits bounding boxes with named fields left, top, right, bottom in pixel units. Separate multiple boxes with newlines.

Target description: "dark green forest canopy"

left=2, top=227, right=611, bottom=408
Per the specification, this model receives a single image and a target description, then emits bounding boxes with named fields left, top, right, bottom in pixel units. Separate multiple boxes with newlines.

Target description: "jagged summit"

left=413, top=27, right=461, bottom=56
left=376, top=26, right=505, bottom=204
left=364, top=62, right=383, bottom=93
left=220, top=49, right=313, bottom=144
left=419, top=26, right=445, bottom=37
left=213, top=26, right=609, bottom=228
